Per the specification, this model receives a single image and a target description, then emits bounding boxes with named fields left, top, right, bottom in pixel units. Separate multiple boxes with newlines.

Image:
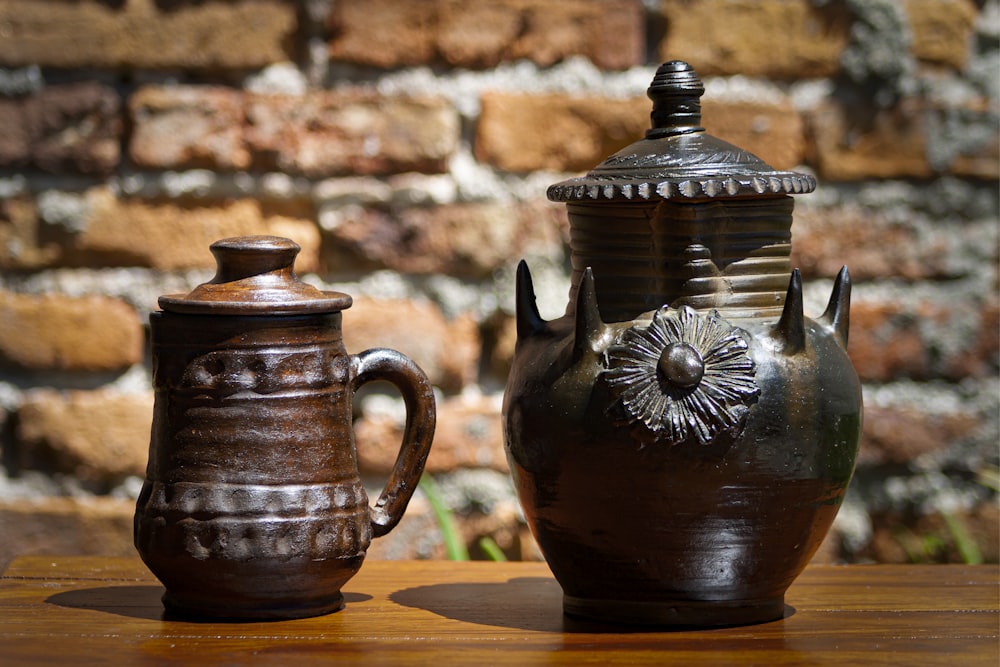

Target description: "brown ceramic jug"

left=134, top=236, right=435, bottom=620
left=503, top=62, right=862, bottom=626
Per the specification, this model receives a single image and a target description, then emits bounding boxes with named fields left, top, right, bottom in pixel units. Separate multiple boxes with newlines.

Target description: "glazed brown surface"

left=135, top=237, right=436, bottom=619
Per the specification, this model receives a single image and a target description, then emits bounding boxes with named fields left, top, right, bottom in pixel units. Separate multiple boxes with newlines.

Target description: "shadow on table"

left=46, top=586, right=372, bottom=622
left=47, top=585, right=167, bottom=620
left=391, top=577, right=793, bottom=633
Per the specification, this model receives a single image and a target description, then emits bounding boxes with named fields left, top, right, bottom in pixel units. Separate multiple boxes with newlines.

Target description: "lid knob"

left=646, top=60, right=705, bottom=139
left=209, top=235, right=300, bottom=284
left=157, top=236, right=352, bottom=315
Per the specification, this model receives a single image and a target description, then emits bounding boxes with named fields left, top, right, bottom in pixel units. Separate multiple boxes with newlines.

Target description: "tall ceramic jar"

left=503, top=62, right=862, bottom=626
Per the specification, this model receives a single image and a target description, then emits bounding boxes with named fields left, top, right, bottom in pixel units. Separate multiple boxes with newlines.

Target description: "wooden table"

left=0, top=556, right=996, bottom=665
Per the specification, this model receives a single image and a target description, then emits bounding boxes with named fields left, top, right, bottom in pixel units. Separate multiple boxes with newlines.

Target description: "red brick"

left=846, top=295, right=995, bottom=384
left=657, top=0, right=851, bottom=78
left=17, top=389, right=154, bottom=485
left=477, top=91, right=809, bottom=174
left=245, top=91, right=460, bottom=177
left=323, top=200, right=567, bottom=278
left=791, top=203, right=949, bottom=282
left=130, top=86, right=460, bottom=176
left=0, top=196, right=61, bottom=271
left=476, top=92, right=648, bottom=173
left=71, top=188, right=320, bottom=271
left=129, top=85, right=249, bottom=170
left=0, top=98, right=30, bottom=165
left=0, top=82, right=121, bottom=175
left=0, top=496, right=136, bottom=573
left=950, top=140, right=1000, bottom=181
left=327, top=0, right=434, bottom=68
left=341, top=298, right=480, bottom=392
left=703, top=99, right=807, bottom=170
left=808, top=99, right=933, bottom=181
left=848, top=301, right=930, bottom=383
left=327, top=0, right=644, bottom=70
left=0, top=291, right=144, bottom=372
left=859, top=403, right=977, bottom=465
left=0, top=0, right=296, bottom=70
left=809, top=93, right=1000, bottom=181
left=902, top=0, right=979, bottom=69
left=1, top=188, right=321, bottom=272
left=945, top=301, right=1000, bottom=379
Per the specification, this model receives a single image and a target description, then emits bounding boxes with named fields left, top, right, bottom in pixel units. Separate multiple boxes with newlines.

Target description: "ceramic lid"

left=158, top=236, right=352, bottom=315
left=547, top=61, right=816, bottom=202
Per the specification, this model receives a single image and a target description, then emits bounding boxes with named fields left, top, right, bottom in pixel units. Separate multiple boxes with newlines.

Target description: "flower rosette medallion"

left=605, top=306, right=759, bottom=445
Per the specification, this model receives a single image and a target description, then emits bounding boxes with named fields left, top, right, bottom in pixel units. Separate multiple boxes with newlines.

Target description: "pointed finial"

left=773, top=269, right=806, bottom=355
left=646, top=60, right=705, bottom=139
left=820, top=266, right=852, bottom=346
left=572, top=267, right=604, bottom=357
left=515, top=260, right=547, bottom=340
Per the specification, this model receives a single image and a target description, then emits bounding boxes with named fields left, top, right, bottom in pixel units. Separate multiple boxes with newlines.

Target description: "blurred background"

left=0, top=0, right=996, bottom=571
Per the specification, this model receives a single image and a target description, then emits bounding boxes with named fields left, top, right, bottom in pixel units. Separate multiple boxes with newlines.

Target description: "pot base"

left=563, top=594, right=786, bottom=627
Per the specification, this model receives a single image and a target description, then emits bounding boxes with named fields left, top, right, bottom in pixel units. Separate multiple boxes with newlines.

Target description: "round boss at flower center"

left=658, top=342, right=705, bottom=388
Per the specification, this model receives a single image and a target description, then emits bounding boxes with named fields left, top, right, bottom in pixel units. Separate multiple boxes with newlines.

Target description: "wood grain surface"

left=1, top=557, right=996, bottom=665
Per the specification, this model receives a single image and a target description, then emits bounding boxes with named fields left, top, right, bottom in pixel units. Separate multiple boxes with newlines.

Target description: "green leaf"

left=419, top=475, right=469, bottom=561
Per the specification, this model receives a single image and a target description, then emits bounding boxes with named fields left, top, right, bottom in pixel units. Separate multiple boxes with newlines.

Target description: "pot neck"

left=565, top=197, right=793, bottom=322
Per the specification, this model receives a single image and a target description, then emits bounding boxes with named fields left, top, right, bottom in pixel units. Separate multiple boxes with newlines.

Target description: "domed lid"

left=158, top=236, right=352, bottom=315
left=547, top=61, right=816, bottom=202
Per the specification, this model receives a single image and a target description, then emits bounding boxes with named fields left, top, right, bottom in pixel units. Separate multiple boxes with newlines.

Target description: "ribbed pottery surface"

left=566, top=197, right=793, bottom=321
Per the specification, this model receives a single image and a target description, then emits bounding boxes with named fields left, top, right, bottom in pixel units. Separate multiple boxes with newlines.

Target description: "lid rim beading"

left=547, top=172, right=816, bottom=202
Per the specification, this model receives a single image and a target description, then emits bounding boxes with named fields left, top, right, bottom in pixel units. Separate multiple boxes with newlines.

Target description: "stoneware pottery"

left=134, top=236, right=436, bottom=620
left=503, top=61, right=863, bottom=626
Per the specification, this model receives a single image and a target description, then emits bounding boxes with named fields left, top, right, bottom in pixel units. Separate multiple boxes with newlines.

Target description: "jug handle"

left=350, top=348, right=436, bottom=538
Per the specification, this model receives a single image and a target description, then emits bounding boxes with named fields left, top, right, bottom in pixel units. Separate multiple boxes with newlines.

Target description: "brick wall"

left=0, top=0, right=996, bottom=569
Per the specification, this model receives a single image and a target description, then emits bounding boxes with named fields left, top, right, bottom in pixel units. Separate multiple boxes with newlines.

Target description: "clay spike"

left=820, top=265, right=852, bottom=346
left=773, top=269, right=806, bottom=354
left=515, top=260, right=548, bottom=339
left=573, top=267, right=603, bottom=356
